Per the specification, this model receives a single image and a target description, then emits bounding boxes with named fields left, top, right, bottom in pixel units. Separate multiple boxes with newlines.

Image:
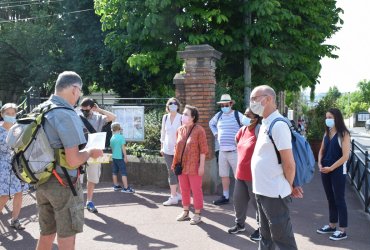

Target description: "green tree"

left=357, top=79, right=370, bottom=103
left=95, top=0, right=342, bottom=103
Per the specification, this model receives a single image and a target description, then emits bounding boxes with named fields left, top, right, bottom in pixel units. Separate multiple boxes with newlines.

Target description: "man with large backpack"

left=35, top=71, right=103, bottom=250
left=209, top=94, right=243, bottom=205
left=79, top=98, right=116, bottom=213
left=250, top=85, right=300, bottom=250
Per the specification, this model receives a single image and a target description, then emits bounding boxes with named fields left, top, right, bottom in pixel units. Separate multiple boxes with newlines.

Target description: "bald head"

left=252, top=85, right=276, bottom=103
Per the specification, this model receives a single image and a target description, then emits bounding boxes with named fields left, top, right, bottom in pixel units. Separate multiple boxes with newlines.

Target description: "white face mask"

left=169, top=104, right=178, bottom=112
left=181, top=115, right=191, bottom=124
left=250, top=101, right=264, bottom=116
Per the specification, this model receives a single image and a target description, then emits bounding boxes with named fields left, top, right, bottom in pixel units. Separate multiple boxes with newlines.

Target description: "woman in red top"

left=172, top=105, right=208, bottom=225
left=227, top=108, right=261, bottom=241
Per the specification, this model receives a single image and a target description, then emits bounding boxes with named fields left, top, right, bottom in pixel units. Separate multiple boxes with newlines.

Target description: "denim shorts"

left=112, top=159, right=127, bottom=176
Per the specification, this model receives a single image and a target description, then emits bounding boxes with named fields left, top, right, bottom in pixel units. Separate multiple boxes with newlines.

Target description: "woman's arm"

left=198, top=154, right=206, bottom=176
left=317, top=134, right=326, bottom=170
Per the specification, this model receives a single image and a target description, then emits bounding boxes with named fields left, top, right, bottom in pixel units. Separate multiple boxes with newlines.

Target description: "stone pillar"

left=173, top=44, right=222, bottom=194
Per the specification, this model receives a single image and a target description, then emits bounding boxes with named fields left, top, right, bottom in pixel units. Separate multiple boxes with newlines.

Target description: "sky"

left=315, top=0, right=370, bottom=94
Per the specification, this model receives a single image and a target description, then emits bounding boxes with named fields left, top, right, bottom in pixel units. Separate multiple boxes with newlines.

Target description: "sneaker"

left=190, top=214, right=202, bottom=225
left=330, top=231, right=347, bottom=241
left=250, top=229, right=261, bottom=241
left=122, top=187, right=135, bottom=193
left=316, top=225, right=336, bottom=234
left=228, top=223, right=245, bottom=234
left=213, top=195, right=229, bottom=205
left=163, top=196, right=179, bottom=206
left=176, top=192, right=182, bottom=201
left=113, top=185, right=122, bottom=191
left=176, top=211, right=190, bottom=221
left=86, top=201, right=98, bottom=213
left=10, top=219, right=25, bottom=230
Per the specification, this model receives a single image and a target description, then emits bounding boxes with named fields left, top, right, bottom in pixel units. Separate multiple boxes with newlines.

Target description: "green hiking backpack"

left=6, top=105, right=73, bottom=185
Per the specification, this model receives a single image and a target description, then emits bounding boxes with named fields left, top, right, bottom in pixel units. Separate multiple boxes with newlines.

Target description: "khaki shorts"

left=86, top=163, right=101, bottom=184
left=218, top=150, right=238, bottom=177
left=36, top=175, right=84, bottom=238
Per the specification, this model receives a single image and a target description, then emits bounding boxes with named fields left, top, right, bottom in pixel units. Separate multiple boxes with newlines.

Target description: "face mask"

left=325, top=118, right=335, bottom=128
left=242, top=116, right=251, bottom=126
left=74, top=97, right=81, bottom=108
left=81, top=110, right=90, bottom=118
left=169, top=104, right=178, bottom=112
left=3, top=115, right=16, bottom=124
left=221, top=106, right=231, bottom=113
left=250, top=102, right=264, bottom=116
left=181, top=115, right=191, bottom=124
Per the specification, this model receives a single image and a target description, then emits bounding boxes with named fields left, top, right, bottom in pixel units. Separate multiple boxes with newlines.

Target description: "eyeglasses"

left=73, top=85, right=82, bottom=91
left=80, top=109, right=91, bottom=112
left=168, top=102, right=178, bottom=105
left=250, top=95, right=267, bottom=102
left=220, top=104, right=230, bottom=108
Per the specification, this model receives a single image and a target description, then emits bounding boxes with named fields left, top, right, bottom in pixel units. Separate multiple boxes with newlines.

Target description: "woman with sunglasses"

left=160, top=97, right=183, bottom=206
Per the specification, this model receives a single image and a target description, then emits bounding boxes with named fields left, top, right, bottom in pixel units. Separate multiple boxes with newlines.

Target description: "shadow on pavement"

left=85, top=212, right=177, bottom=250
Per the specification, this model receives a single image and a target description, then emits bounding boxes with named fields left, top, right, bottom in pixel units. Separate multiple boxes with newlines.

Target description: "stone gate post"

left=173, top=44, right=222, bottom=194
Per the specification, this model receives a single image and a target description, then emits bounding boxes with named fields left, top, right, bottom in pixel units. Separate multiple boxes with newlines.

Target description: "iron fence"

left=347, top=139, right=370, bottom=214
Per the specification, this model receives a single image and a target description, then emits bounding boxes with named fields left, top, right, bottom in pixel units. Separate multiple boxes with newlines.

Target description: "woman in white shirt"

left=160, top=98, right=183, bottom=206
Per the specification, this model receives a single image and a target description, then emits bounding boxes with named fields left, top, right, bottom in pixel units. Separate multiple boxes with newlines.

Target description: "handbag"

left=174, top=125, right=196, bottom=176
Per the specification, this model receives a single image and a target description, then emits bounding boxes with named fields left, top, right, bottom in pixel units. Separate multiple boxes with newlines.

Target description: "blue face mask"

left=325, top=118, right=335, bottom=128
left=3, top=115, right=16, bottom=124
left=242, top=116, right=251, bottom=126
left=221, top=106, right=231, bottom=113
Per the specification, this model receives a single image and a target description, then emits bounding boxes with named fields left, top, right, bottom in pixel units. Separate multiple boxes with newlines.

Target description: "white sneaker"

left=163, top=196, right=179, bottom=206
left=176, top=193, right=182, bottom=201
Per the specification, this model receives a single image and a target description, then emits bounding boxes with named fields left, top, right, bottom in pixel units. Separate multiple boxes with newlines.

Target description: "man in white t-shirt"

left=250, top=85, right=298, bottom=250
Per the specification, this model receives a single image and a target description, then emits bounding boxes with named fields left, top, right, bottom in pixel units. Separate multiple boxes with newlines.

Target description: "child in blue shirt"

left=110, top=122, right=135, bottom=193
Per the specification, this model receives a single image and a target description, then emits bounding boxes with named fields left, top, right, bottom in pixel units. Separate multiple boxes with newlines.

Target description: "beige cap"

left=217, top=94, right=235, bottom=104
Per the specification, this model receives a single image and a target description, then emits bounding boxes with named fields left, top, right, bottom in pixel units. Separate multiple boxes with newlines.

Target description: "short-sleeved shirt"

left=172, top=124, right=208, bottom=175
left=251, top=110, right=292, bottom=198
left=110, top=133, right=126, bottom=159
left=209, top=110, right=243, bottom=151
left=235, top=126, right=258, bottom=181
left=42, top=95, right=87, bottom=176
left=86, top=112, right=107, bottom=132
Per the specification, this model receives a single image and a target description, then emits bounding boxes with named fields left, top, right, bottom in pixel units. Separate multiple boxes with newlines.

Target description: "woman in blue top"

left=316, top=108, right=350, bottom=241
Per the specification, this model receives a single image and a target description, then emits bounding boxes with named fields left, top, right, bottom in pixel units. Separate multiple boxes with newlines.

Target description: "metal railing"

left=347, top=139, right=370, bottom=214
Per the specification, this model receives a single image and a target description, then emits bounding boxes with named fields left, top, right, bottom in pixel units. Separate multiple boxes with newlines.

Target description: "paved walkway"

left=1, top=168, right=370, bottom=250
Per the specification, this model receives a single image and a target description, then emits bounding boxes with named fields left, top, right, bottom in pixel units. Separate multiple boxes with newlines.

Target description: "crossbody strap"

left=179, top=125, right=196, bottom=165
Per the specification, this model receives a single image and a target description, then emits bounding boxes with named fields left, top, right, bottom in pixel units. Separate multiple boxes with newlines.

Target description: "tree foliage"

left=95, top=0, right=342, bottom=103
left=0, top=0, right=113, bottom=102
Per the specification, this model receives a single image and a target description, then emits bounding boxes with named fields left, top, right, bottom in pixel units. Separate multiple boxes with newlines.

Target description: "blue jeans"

left=321, top=166, right=347, bottom=227
left=112, top=159, right=127, bottom=176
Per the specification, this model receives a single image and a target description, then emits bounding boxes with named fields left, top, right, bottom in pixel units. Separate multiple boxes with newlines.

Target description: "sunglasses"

left=168, top=102, right=178, bottom=105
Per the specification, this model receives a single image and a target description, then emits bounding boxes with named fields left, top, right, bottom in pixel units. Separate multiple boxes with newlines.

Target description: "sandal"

left=176, top=210, right=190, bottom=221
left=10, top=219, right=25, bottom=230
left=190, top=213, right=202, bottom=225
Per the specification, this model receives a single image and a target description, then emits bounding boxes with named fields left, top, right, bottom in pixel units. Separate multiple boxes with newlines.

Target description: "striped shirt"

left=209, top=110, right=243, bottom=151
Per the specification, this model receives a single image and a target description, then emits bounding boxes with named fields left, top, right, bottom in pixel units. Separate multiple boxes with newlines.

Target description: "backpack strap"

left=268, top=117, right=293, bottom=165
left=80, top=115, right=97, bottom=133
left=234, top=111, right=242, bottom=127
left=216, top=111, right=242, bottom=127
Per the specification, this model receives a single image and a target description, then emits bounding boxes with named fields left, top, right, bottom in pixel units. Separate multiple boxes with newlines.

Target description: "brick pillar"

left=173, top=44, right=222, bottom=194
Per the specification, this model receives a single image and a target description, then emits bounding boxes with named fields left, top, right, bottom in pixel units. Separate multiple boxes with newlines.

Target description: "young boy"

left=110, top=122, right=135, bottom=193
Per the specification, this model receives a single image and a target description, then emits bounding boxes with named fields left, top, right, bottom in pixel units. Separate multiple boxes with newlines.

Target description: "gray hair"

left=55, top=71, right=83, bottom=92
left=0, top=103, right=17, bottom=115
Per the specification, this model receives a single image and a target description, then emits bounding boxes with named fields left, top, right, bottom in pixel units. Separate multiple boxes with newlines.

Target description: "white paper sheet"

left=85, top=132, right=106, bottom=150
